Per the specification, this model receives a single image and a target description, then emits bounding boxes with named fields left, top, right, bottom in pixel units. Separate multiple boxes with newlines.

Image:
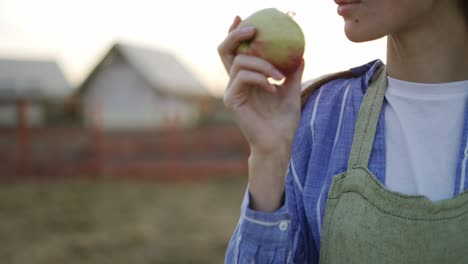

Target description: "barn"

left=75, top=42, right=213, bottom=130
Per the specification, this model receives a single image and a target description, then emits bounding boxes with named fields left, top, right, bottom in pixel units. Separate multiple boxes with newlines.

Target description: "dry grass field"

left=0, top=178, right=247, bottom=264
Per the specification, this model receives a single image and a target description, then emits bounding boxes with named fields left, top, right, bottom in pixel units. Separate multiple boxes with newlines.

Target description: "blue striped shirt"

left=225, top=59, right=468, bottom=263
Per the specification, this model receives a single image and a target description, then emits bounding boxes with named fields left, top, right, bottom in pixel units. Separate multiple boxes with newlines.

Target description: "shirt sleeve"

left=224, top=185, right=290, bottom=263
left=225, top=161, right=317, bottom=263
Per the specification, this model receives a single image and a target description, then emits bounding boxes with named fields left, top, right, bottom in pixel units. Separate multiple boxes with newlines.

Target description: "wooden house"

left=0, top=59, right=71, bottom=127
left=75, top=42, right=213, bottom=130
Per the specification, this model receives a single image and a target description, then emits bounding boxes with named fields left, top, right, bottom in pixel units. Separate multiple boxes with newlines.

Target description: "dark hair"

left=460, top=0, right=468, bottom=22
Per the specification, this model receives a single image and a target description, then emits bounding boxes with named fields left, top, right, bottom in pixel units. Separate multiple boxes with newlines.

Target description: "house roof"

left=0, top=59, right=71, bottom=102
left=78, top=42, right=212, bottom=98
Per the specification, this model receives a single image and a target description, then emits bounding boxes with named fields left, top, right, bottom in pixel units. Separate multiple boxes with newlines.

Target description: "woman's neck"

left=386, top=2, right=468, bottom=83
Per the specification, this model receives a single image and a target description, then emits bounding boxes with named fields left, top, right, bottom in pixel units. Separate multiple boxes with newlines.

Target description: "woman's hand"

left=218, top=16, right=304, bottom=156
left=218, top=16, right=305, bottom=212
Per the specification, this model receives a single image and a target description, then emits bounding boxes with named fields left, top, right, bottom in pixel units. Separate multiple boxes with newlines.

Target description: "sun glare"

left=0, top=0, right=386, bottom=96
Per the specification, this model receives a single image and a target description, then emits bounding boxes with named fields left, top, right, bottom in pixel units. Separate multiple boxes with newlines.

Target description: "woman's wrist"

left=247, top=145, right=292, bottom=212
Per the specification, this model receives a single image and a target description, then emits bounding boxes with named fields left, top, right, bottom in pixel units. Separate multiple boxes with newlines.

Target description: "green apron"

left=319, top=67, right=468, bottom=264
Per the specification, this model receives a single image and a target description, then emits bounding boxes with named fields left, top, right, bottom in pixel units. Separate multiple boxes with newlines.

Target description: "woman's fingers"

left=225, top=58, right=305, bottom=109
left=228, top=16, right=242, bottom=33
left=282, top=59, right=305, bottom=96
left=224, top=70, right=276, bottom=108
left=235, top=70, right=276, bottom=94
left=230, top=54, right=285, bottom=82
left=218, top=20, right=256, bottom=72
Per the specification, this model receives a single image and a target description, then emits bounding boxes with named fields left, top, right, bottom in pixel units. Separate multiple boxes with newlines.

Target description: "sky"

left=0, top=0, right=387, bottom=96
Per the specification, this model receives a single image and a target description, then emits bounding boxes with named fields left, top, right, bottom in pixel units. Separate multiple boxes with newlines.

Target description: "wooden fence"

left=0, top=124, right=249, bottom=182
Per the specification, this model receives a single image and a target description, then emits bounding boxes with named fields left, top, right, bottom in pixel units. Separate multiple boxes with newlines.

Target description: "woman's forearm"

left=247, top=146, right=292, bottom=212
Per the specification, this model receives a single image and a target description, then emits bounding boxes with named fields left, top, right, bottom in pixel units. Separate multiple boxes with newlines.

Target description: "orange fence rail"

left=0, top=124, right=249, bottom=182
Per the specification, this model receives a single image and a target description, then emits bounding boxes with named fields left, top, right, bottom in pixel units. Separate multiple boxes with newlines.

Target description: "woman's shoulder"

left=294, top=59, right=384, bottom=147
left=300, top=70, right=357, bottom=108
left=300, top=59, right=384, bottom=110
left=289, top=60, right=384, bottom=187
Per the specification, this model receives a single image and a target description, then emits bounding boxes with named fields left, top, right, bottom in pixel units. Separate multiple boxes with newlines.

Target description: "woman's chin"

left=344, top=23, right=386, bottom=43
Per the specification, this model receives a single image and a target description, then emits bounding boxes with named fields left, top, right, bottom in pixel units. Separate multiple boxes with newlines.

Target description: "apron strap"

left=347, top=66, right=387, bottom=169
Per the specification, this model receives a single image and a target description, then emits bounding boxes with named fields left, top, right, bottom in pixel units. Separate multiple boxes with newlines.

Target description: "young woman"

left=218, top=0, right=468, bottom=263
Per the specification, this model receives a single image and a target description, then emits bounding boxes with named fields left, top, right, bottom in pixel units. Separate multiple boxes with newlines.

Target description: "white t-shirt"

left=384, top=77, right=468, bottom=202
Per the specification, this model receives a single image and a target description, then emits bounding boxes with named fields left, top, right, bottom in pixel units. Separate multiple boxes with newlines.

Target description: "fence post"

left=17, top=99, right=31, bottom=177
left=91, top=103, right=103, bottom=178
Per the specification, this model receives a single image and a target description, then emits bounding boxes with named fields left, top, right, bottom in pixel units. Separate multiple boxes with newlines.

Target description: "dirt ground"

left=0, top=178, right=247, bottom=264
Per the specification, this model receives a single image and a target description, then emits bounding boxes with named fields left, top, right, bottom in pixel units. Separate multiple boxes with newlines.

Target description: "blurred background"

left=0, top=0, right=386, bottom=263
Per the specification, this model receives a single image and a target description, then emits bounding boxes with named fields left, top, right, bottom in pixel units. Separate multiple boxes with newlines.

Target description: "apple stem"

left=286, top=11, right=296, bottom=18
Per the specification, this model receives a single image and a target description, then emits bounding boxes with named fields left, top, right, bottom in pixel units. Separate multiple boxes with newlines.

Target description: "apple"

left=236, top=8, right=305, bottom=76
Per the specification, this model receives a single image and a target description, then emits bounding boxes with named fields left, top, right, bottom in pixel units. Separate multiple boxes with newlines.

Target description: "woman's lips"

left=335, top=0, right=361, bottom=17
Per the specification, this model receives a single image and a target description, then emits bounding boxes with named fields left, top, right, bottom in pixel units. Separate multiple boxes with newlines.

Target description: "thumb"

left=283, top=59, right=305, bottom=94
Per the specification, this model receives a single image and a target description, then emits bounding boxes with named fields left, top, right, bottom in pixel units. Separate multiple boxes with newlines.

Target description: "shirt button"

left=279, top=221, right=289, bottom=231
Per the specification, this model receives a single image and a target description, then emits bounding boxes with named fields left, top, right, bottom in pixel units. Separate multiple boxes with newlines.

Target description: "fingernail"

left=240, top=26, right=255, bottom=33
left=231, top=16, right=238, bottom=25
left=272, top=69, right=285, bottom=80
